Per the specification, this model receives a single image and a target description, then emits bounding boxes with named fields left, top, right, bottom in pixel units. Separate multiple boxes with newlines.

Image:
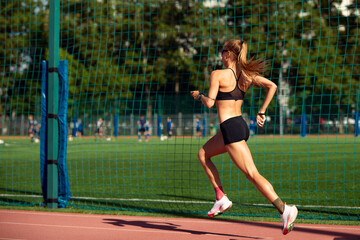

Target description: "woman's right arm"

left=190, top=71, right=219, bottom=108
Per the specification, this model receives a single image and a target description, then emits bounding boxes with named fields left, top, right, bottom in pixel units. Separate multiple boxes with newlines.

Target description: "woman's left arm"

left=253, top=75, right=277, bottom=127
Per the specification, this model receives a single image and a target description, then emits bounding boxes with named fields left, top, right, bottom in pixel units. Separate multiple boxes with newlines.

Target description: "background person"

left=249, top=118, right=256, bottom=137
left=95, top=117, right=104, bottom=140
left=137, top=115, right=146, bottom=142
left=145, top=120, right=151, bottom=142
left=76, top=118, right=83, bottom=137
left=28, top=114, right=39, bottom=143
left=195, top=117, right=202, bottom=138
left=209, top=123, right=217, bottom=137
left=167, top=117, right=173, bottom=139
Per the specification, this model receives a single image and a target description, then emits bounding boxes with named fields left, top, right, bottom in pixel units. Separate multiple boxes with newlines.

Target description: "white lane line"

left=0, top=210, right=246, bottom=225
left=1, top=211, right=360, bottom=232
left=0, top=222, right=190, bottom=235
left=0, top=210, right=360, bottom=231
left=295, top=225, right=360, bottom=231
left=1, top=194, right=359, bottom=210
left=0, top=221, right=269, bottom=240
left=0, top=238, right=26, bottom=240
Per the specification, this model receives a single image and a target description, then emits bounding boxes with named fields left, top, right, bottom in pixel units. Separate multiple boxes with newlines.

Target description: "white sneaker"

left=280, top=204, right=298, bottom=235
left=207, top=195, right=232, bottom=217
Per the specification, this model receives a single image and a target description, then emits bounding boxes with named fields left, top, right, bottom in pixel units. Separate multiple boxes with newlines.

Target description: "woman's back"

left=215, top=68, right=250, bottom=123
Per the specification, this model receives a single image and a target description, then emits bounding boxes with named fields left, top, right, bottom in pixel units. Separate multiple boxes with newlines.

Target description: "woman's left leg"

left=225, top=141, right=279, bottom=204
left=225, top=141, right=298, bottom=235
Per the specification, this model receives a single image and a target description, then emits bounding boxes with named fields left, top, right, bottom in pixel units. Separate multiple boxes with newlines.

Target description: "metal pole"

left=178, top=112, right=183, bottom=136
left=301, top=89, right=307, bottom=137
left=279, top=68, right=284, bottom=136
left=355, top=89, right=359, bottom=137
left=47, top=0, right=60, bottom=209
left=157, top=95, right=162, bottom=137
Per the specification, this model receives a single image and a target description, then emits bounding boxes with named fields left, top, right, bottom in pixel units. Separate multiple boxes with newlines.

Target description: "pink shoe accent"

left=207, top=195, right=232, bottom=217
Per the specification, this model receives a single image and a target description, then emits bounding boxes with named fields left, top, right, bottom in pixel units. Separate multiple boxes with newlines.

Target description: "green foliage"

left=0, top=0, right=46, bottom=114
left=0, top=0, right=359, bottom=118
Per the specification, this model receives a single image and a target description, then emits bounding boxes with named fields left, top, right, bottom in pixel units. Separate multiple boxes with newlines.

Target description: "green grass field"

left=1, top=136, right=359, bottom=221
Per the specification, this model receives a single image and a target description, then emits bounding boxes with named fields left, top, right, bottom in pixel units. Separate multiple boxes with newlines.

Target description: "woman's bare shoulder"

left=211, top=68, right=230, bottom=78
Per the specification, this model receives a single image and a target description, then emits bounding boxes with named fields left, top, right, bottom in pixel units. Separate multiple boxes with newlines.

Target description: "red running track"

left=0, top=210, right=359, bottom=240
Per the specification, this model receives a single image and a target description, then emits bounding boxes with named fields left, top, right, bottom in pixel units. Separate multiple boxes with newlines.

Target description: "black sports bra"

left=216, top=68, right=246, bottom=101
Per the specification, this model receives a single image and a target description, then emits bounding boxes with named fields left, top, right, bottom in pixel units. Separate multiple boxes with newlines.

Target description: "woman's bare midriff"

left=216, top=100, right=243, bottom=123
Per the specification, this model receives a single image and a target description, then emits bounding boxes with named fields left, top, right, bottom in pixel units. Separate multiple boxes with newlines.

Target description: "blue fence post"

left=40, top=60, right=70, bottom=209
left=301, top=113, right=307, bottom=137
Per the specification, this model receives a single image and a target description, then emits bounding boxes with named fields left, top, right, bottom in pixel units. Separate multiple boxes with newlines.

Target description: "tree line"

left=1, top=0, right=359, bottom=121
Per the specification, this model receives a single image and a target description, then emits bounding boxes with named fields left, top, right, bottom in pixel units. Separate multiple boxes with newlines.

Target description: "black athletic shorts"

left=220, top=116, right=249, bottom=145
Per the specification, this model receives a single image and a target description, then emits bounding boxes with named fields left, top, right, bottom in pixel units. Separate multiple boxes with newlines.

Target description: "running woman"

left=190, top=39, right=297, bottom=235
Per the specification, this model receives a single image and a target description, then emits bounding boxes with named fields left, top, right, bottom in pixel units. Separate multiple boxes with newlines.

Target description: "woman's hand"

left=256, top=114, right=266, bottom=127
left=190, top=90, right=200, bottom=100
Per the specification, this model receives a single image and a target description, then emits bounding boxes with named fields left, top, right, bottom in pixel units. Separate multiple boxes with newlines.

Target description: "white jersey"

left=97, top=121, right=103, bottom=128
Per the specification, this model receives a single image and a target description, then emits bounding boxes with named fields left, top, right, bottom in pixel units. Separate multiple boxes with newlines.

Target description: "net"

left=0, top=0, right=359, bottom=221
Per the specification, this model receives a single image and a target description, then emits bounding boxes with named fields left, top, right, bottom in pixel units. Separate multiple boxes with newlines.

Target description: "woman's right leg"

left=225, top=140, right=279, bottom=203
left=198, top=131, right=227, bottom=188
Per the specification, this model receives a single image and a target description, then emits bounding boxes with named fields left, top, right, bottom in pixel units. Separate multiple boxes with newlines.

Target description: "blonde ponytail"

left=224, top=39, right=269, bottom=88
